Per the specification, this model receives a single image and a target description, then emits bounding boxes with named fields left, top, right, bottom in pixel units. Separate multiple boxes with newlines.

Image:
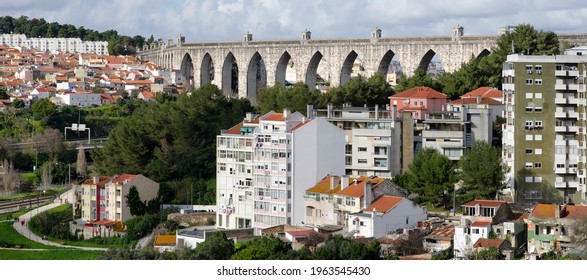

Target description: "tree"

left=1, top=159, right=21, bottom=194
left=395, top=68, right=442, bottom=93
left=256, top=82, right=323, bottom=115
left=467, top=246, right=501, bottom=260
left=125, top=186, right=146, bottom=216
left=76, top=143, right=87, bottom=178
left=403, top=148, right=456, bottom=207
left=32, top=98, right=58, bottom=122
left=40, top=161, right=53, bottom=190
left=458, top=141, right=508, bottom=202
left=194, top=231, right=235, bottom=260
left=12, top=99, right=25, bottom=109
left=0, top=87, right=9, bottom=99
left=323, top=72, right=394, bottom=107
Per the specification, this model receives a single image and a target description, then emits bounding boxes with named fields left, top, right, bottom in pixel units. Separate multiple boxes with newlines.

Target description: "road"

left=11, top=190, right=108, bottom=251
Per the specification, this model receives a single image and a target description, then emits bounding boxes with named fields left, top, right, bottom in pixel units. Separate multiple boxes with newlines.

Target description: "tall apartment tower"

left=502, top=53, right=587, bottom=204
left=216, top=109, right=345, bottom=232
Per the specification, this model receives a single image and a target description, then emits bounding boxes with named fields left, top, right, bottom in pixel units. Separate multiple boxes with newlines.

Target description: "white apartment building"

left=54, top=92, right=102, bottom=107
left=216, top=109, right=345, bottom=232
left=0, top=34, right=108, bottom=55
left=311, top=104, right=402, bottom=177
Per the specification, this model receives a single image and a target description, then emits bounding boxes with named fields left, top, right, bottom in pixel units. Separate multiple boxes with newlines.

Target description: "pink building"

left=389, top=86, right=447, bottom=120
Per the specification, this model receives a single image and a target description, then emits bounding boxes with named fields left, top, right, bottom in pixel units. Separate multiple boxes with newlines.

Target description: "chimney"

left=363, top=180, right=373, bottom=208
left=476, top=95, right=481, bottom=104
left=341, top=176, right=350, bottom=190
left=330, top=176, right=340, bottom=190
left=283, top=108, right=290, bottom=118
left=93, top=176, right=99, bottom=184
left=371, top=208, right=376, bottom=219
left=245, top=112, right=253, bottom=122
left=555, top=204, right=561, bottom=218
left=392, top=105, right=397, bottom=121
left=307, top=104, right=314, bottom=119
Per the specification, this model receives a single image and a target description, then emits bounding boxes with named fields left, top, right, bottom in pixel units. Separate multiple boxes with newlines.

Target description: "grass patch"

left=0, top=222, right=56, bottom=249
left=0, top=249, right=100, bottom=260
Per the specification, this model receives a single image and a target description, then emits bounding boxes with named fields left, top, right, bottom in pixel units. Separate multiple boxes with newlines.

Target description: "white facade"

left=216, top=109, right=345, bottom=231
left=347, top=196, right=427, bottom=239
left=0, top=34, right=108, bottom=55
left=453, top=219, right=491, bottom=259
left=55, top=92, right=102, bottom=107
left=312, top=104, right=402, bottom=177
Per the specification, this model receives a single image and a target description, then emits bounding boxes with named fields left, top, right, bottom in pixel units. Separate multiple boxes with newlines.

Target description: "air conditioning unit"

left=527, top=70, right=532, bottom=74
left=536, top=70, right=542, bottom=74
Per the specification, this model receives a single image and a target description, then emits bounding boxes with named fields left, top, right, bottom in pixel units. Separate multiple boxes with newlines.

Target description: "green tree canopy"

left=194, top=231, right=235, bottom=260
left=125, top=185, right=146, bottom=216
left=256, top=82, right=323, bottom=115
left=403, top=148, right=456, bottom=207
left=458, top=141, right=508, bottom=202
left=32, top=99, right=57, bottom=122
left=323, top=72, right=395, bottom=107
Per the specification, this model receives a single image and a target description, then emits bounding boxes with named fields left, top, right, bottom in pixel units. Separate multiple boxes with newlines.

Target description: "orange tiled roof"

left=141, top=92, right=155, bottom=99
left=471, top=220, right=492, bottom=227
left=462, top=87, right=502, bottom=99
left=111, top=174, right=138, bottom=184
left=264, top=112, right=285, bottom=121
left=291, top=120, right=312, bottom=131
left=473, top=238, right=504, bottom=249
left=223, top=117, right=260, bottom=135
left=462, top=199, right=506, bottom=208
left=81, top=176, right=111, bottom=187
left=335, top=177, right=384, bottom=198
left=154, top=235, right=176, bottom=246
left=426, top=224, right=455, bottom=239
left=286, top=230, right=316, bottom=237
left=562, top=205, right=587, bottom=219
left=364, top=196, right=403, bottom=213
left=306, top=176, right=346, bottom=195
left=390, top=86, right=447, bottom=99
left=529, top=204, right=557, bottom=219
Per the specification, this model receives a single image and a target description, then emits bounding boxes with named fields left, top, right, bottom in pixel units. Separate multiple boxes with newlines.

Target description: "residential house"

left=138, top=91, right=156, bottom=101
left=347, top=195, right=427, bottom=239
left=54, top=91, right=102, bottom=107
left=423, top=224, right=455, bottom=253
left=453, top=199, right=514, bottom=259
left=389, top=86, right=448, bottom=121
left=473, top=238, right=512, bottom=259
left=526, top=203, right=587, bottom=257
left=153, top=235, right=177, bottom=253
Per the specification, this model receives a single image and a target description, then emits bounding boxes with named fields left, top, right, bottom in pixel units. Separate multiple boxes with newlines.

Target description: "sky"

left=2, top=0, right=587, bottom=42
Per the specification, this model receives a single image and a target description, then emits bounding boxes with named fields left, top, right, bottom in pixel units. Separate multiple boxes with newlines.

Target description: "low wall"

left=168, top=213, right=216, bottom=226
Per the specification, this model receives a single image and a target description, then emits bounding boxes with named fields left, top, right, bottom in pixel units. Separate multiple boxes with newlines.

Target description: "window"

left=526, top=135, right=533, bottom=141
left=535, top=148, right=542, bottom=155
left=357, top=159, right=368, bottom=164
left=535, top=135, right=543, bottom=141
left=534, top=162, right=542, bottom=168
left=374, top=158, right=388, bottom=167
left=358, top=147, right=367, bottom=152
left=534, top=121, right=543, bottom=128
left=526, top=149, right=533, bottom=155
left=525, top=162, right=533, bottom=168
left=526, top=190, right=542, bottom=199
left=535, top=176, right=543, bottom=183
left=535, top=107, right=543, bottom=113
left=535, top=93, right=542, bottom=99
left=526, top=92, right=533, bottom=99
left=526, top=79, right=533, bottom=85
left=535, top=79, right=543, bottom=85
left=525, top=176, right=533, bottom=183
left=526, top=107, right=533, bottom=112
left=472, top=228, right=480, bottom=234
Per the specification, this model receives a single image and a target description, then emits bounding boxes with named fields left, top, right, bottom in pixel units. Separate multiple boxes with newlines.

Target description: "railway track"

left=0, top=196, right=54, bottom=213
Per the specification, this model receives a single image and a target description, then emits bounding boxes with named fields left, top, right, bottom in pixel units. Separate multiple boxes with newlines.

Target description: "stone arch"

left=377, top=50, right=396, bottom=74
left=222, top=52, right=238, bottom=97
left=200, top=53, right=214, bottom=85
left=417, top=49, right=436, bottom=73
left=477, top=49, right=491, bottom=59
left=340, top=50, right=359, bottom=86
left=246, top=52, right=267, bottom=103
left=275, top=51, right=292, bottom=87
left=305, top=51, right=323, bottom=89
left=180, top=53, right=194, bottom=91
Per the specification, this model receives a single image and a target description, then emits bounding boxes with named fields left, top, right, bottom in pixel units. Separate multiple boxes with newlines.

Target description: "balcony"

left=568, top=70, right=580, bottom=77
left=555, top=70, right=567, bottom=76
left=555, top=84, right=568, bottom=90
left=555, top=97, right=567, bottom=105
left=568, top=111, right=579, bottom=119
left=422, top=130, right=464, bottom=139
left=568, top=84, right=579, bottom=91
left=555, top=111, right=568, bottom=118
left=555, top=182, right=568, bottom=188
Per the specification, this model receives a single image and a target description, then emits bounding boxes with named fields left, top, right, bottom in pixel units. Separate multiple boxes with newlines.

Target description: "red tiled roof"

left=529, top=204, right=557, bottom=219
left=364, top=196, right=403, bottom=213
left=335, top=177, right=384, bottom=197
left=111, top=174, right=138, bottom=184
left=291, top=120, right=312, bottom=131
left=306, top=176, right=345, bottom=194
left=462, top=200, right=507, bottom=208
left=562, top=205, right=587, bottom=219
left=471, top=220, right=492, bottom=227
left=390, top=86, right=447, bottom=99
left=264, top=113, right=285, bottom=121
left=473, top=238, right=504, bottom=249
left=81, top=176, right=111, bottom=187
left=461, top=87, right=502, bottom=99
left=141, top=92, right=155, bottom=99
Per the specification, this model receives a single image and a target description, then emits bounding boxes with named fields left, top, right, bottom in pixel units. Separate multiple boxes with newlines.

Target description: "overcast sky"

left=2, top=0, right=587, bottom=42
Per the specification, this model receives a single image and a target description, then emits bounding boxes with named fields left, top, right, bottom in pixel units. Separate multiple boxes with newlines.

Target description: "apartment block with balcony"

left=216, top=109, right=345, bottom=232
left=311, top=104, right=403, bottom=177
left=422, top=105, right=492, bottom=161
left=502, top=54, right=587, bottom=204
left=79, top=174, right=159, bottom=224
